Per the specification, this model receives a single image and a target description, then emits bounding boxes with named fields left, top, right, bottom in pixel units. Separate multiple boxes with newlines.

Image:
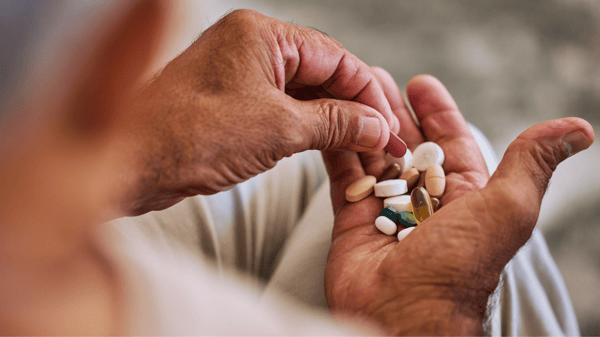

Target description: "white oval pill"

left=397, top=227, right=415, bottom=241
left=374, top=179, right=408, bottom=197
left=375, top=216, right=398, bottom=235
left=413, top=142, right=445, bottom=172
left=383, top=195, right=412, bottom=213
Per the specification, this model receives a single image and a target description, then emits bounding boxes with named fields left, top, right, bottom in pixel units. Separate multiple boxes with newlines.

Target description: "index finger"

left=272, top=21, right=405, bottom=154
left=371, top=66, right=425, bottom=150
left=279, top=26, right=398, bottom=130
left=406, top=74, right=489, bottom=179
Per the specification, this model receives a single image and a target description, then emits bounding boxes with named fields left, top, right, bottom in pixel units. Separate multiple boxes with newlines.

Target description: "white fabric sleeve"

left=113, top=124, right=579, bottom=336
left=95, top=218, right=364, bottom=335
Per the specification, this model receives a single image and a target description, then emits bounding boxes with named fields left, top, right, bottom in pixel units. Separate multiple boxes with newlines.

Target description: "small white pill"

left=375, top=216, right=398, bottom=235
left=413, top=142, right=445, bottom=172
left=383, top=195, right=412, bottom=213
left=374, top=179, right=408, bottom=197
left=397, top=227, right=415, bottom=241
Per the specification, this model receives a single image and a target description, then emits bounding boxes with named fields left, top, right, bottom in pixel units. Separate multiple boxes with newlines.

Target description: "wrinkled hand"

left=323, top=72, right=594, bottom=335
left=120, top=9, right=402, bottom=215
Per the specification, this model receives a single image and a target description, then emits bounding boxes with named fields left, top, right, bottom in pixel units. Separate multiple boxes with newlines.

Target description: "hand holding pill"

left=119, top=9, right=406, bottom=215
left=2, top=4, right=593, bottom=335
left=323, top=73, right=593, bottom=335
left=100, top=9, right=592, bottom=334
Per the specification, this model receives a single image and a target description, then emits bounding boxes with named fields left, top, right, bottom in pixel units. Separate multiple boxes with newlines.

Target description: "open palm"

left=322, top=73, right=594, bottom=335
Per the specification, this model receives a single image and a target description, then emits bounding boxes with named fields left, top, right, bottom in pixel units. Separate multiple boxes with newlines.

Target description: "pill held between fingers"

left=397, top=227, right=415, bottom=241
left=411, top=187, right=433, bottom=224
left=383, top=195, right=412, bottom=213
left=374, top=179, right=408, bottom=197
left=425, top=164, right=446, bottom=198
left=413, top=142, right=445, bottom=171
left=399, top=168, right=420, bottom=190
left=384, top=132, right=408, bottom=158
left=346, top=175, right=377, bottom=202
left=375, top=216, right=398, bottom=236
left=379, top=163, right=402, bottom=181
left=431, top=197, right=440, bottom=212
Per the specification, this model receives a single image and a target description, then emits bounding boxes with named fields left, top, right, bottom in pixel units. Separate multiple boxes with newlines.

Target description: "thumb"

left=481, top=117, right=594, bottom=246
left=297, top=98, right=391, bottom=152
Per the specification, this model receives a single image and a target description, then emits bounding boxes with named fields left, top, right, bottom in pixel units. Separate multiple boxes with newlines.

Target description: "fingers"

left=487, top=117, right=594, bottom=214
left=371, top=67, right=425, bottom=150
left=406, top=75, right=469, bottom=141
left=321, top=150, right=365, bottom=213
left=406, top=75, right=489, bottom=178
left=297, top=98, right=390, bottom=151
left=274, top=21, right=403, bottom=146
left=467, top=117, right=594, bottom=264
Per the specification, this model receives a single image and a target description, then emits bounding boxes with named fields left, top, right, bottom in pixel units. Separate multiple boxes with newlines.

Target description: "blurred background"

left=172, top=1, right=600, bottom=334
left=2, top=0, right=599, bottom=334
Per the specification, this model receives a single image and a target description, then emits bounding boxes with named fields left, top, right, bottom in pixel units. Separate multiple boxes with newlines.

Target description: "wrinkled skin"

left=0, top=3, right=594, bottom=335
left=119, top=8, right=594, bottom=335
left=120, top=9, right=401, bottom=215
left=322, top=72, right=594, bottom=334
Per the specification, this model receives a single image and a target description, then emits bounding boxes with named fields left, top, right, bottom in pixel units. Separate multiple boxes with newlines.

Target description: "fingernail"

left=562, top=130, right=589, bottom=157
left=358, top=117, right=382, bottom=148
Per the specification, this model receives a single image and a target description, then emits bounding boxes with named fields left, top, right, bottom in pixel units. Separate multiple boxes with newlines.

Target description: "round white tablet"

left=397, top=227, right=415, bottom=241
left=413, top=142, right=445, bottom=171
left=383, top=195, right=412, bottom=213
left=374, top=179, right=408, bottom=197
left=375, top=216, right=398, bottom=235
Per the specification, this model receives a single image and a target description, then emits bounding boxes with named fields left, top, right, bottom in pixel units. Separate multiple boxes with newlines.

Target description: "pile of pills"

left=345, top=142, right=447, bottom=241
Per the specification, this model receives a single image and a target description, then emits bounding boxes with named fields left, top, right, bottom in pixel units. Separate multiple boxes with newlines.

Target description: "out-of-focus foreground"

left=3, top=0, right=598, bottom=334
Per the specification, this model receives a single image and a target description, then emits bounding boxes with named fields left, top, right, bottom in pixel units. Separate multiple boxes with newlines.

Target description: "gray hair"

left=0, top=1, right=120, bottom=124
left=0, top=1, right=52, bottom=121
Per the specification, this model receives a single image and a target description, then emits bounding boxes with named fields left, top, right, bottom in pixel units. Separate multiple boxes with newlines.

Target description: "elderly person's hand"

left=120, top=9, right=405, bottom=215
left=323, top=72, right=594, bottom=335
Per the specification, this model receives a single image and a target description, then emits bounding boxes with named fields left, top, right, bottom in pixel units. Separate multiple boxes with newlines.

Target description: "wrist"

left=367, top=284, right=490, bottom=336
left=109, top=79, right=213, bottom=216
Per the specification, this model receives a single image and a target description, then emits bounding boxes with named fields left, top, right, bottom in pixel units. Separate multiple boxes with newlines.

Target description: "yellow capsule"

left=410, top=187, right=433, bottom=224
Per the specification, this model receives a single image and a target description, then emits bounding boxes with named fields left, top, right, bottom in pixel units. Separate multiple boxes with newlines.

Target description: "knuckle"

left=315, top=101, right=350, bottom=150
left=488, top=183, right=537, bottom=239
left=525, top=140, right=561, bottom=197
left=222, top=8, right=259, bottom=23
left=277, top=107, right=304, bottom=154
left=220, top=9, right=263, bottom=35
left=258, top=102, right=304, bottom=159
